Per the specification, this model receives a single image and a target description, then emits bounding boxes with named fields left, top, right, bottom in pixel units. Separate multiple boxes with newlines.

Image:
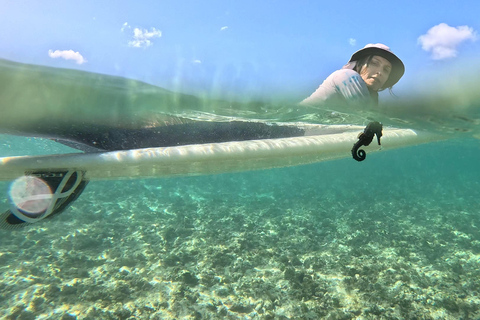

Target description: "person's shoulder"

left=328, top=69, right=361, bottom=82
left=329, top=68, right=370, bottom=103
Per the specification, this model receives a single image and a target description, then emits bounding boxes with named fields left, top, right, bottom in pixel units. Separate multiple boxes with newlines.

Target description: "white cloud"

left=48, top=49, right=87, bottom=64
left=349, top=38, right=356, bottom=46
left=193, top=59, right=202, bottom=64
left=121, top=22, right=130, bottom=32
left=127, top=27, right=162, bottom=48
left=220, top=26, right=228, bottom=31
left=418, top=23, right=477, bottom=60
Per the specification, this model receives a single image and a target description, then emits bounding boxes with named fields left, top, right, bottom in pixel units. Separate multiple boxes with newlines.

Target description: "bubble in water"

left=9, top=176, right=53, bottom=215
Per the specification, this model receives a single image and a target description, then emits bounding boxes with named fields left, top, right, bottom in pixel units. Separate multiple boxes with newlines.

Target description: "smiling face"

left=359, top=55, right=392, bottom=91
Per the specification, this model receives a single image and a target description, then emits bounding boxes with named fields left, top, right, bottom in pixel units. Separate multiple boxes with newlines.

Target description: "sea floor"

left=1, top=140, right=480, bottom=319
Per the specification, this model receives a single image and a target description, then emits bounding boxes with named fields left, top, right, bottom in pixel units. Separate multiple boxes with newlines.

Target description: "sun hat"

left=348, top=43, right=405, bottom=88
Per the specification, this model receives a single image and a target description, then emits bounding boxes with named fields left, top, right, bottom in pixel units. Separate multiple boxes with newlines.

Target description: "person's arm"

left=333, top=69, right=370, bottom=102
left=300, top=69, right=372, bottom=106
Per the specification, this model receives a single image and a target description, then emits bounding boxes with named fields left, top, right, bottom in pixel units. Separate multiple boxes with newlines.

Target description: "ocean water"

left=1, top=61, right=480, bottom=319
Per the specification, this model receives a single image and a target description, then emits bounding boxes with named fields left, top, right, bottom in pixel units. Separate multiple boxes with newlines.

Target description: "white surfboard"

left=0, top=124, right=440, bottom=181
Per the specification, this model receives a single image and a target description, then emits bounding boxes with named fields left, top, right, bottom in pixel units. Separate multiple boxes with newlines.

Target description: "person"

left=300, top=43, right=405, bottom=107
left=0, top=44, right=405, bottom=229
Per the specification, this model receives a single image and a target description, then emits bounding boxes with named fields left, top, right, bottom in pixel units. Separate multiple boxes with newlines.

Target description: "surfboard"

left=0, top=124, right=440, bottom=181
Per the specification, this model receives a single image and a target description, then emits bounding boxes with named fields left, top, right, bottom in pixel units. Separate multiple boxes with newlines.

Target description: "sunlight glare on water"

left=9, top=175, right=53, bottom=215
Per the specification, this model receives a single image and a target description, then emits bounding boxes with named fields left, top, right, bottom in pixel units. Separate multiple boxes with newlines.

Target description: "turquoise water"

left=1, top=60, right=480, bottom=319
left=1, top=136, right=480, bottom=319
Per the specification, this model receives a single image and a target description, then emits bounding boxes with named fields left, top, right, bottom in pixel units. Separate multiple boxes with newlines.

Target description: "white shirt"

left=300, top=69, right=373, bottom=107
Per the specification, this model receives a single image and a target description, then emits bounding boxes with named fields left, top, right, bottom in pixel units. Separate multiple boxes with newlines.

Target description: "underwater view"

left=1, top=134, right=480, bottom=319
left=2, top=1, right=480, bottom=319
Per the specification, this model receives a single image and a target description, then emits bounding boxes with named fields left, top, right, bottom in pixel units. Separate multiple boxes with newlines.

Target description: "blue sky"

left=0, top=0, right=479, bottom=100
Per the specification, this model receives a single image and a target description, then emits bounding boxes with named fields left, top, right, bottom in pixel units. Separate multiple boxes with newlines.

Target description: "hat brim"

left=349, top=47, right=405, bottom=88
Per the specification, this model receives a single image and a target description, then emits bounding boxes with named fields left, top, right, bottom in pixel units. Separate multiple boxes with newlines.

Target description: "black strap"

left=351, top=121, right=383, bottom=162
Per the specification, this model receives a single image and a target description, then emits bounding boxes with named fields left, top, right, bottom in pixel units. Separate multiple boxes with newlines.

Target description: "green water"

left=1, top=60, right=480, bottom=319
left=2, top=58, right=480, bottom=138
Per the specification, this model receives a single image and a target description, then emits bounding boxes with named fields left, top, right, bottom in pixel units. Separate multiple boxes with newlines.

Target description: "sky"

left=0, top=0, right=479, bottom=100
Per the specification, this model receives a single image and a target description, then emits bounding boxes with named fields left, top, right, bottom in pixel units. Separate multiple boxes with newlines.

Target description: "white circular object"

left=9, top=176, right=53, bottom=215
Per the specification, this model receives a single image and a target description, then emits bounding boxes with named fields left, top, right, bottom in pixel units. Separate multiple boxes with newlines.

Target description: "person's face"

left=359, top=55, right=392, bottom=91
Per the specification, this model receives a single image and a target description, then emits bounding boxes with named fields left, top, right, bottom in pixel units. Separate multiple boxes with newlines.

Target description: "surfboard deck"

left=0, top=124, right=440, bottom=181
